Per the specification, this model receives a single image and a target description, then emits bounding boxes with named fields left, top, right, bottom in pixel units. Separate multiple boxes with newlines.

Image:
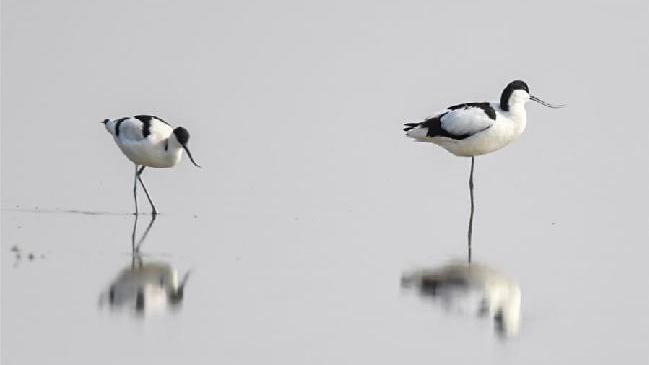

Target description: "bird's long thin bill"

left=183, top=146, right=201, bottom=168
left=178, top=271, right=191, bottom=296
left=530, top=95, right=565, bottom=109
left=180, top=271, right=191, bottom=290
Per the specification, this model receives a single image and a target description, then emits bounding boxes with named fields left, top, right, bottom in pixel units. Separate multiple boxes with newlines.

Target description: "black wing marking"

left=403, top=113, right=473, bottom=140
left=134, top=115, right=169, bottom=125
left=134, top=115, right=170, bottom=138
left=421, top=113, right=457, bottom=138
left=403, top=102, right=495, bottom=140
left=114, top=117, right=129, bottom=137
left=447, top=102, right=496, bottom=120
left=403, top=123, right=419, bottom=132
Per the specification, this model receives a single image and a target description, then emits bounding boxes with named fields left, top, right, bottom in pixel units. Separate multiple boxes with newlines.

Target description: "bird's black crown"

left=173, top=127, right=190, bottom=145
left=506, top=80, right=529, bottom=93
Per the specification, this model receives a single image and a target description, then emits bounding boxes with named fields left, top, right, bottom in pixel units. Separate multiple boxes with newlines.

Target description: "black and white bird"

left=404, top=80, right=563, bottom=257
left=401, top=261, right=522, bottom=337
left=100, top=259, right=190, bottom=315
left=102, top=115, right=201, bottom=215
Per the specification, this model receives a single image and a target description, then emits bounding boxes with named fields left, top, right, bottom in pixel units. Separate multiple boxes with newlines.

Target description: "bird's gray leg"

left=136, top=166, right=157, bottom=216
left=135, top=214, right=157, bottom=252
left=131, top=212, right=138, bottom=255
left=468, top=156, right=475, bottom=263
left=133, top=165, right=139, bottom=216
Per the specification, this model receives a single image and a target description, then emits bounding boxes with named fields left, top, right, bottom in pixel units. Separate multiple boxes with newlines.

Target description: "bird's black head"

left=503, top=80, right=566, bottom=109
left=173, top=127, right=201, bottom=168
left=169, top=271, right=191, bottom=307
left=168, top=288, right=184, bottom=305
left=506, top=80, right=529, bottom=93
left=500, top=80, right=530, bottom=111
left=173, top=127, right=190, bottom=146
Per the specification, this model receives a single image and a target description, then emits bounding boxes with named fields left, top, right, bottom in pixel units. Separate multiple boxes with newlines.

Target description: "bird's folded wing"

left=440, top=107, right=494, bottom=138
left=118, top=118, right=147, bottom=141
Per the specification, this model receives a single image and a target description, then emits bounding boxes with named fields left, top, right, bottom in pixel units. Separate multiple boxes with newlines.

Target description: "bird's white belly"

left=436, top=123, right=518, bottom=157
left=117, top=140, right=181, bottom=168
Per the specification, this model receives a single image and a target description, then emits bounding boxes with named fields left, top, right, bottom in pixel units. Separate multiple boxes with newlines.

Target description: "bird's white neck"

left=167, top=134, right=183, bottom=150
left=507, top=103, right=527, bottom=137
left=163, top=136, right=184, bottom=165
left=499, top=287, right=522, bottom=336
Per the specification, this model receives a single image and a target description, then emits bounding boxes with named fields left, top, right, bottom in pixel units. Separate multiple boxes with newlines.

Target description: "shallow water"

left=2, top=0, right=648, bottom=363
left=3, top=199, right=647, bottom=364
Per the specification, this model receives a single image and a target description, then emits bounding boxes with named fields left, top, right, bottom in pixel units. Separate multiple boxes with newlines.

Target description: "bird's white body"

left=405, top=90, right=529, bottom=157
left=401, top=262, right=522, bottom=337
left=102, top=115, right=199, bottom=215
left=100, top=261, right=186, bottom=315
left=104, top=116, right=184, bottom=168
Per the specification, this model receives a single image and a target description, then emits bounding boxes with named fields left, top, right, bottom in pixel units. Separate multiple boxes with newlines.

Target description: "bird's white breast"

left=102, top=263, right=180, bottom=314
left=116, top=140, right=183, bottom=168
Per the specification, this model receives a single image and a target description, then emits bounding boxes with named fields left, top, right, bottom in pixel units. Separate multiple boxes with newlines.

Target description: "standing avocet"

left=102, top=115, right=201, bottom=215
left=100, top=258, right=191, bottom=315
left=401, top=261, right=522, bottom=337
left=403, top=80, right=563, bottom=258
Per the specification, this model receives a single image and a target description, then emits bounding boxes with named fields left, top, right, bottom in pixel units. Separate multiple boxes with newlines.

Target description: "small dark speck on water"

left=28, top=253, right=35, bottom=261
left=193, top=214, right=198, bottom=219
left=11, top=245, right=20, bottom=253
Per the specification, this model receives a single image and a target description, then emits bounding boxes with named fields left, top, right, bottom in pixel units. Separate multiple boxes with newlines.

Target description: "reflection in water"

left=100, top=258, right=190, bottom=316
left=401, top=261, right=522, bottom=337
left=99, top=215, right=190, bottom=316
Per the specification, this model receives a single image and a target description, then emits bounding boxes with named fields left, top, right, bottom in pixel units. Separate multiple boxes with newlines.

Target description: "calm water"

left=2, top=0, right=648, bottom=363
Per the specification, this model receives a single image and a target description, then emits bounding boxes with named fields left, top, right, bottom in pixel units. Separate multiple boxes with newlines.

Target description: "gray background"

left=2, top=0, right=648, bottom=364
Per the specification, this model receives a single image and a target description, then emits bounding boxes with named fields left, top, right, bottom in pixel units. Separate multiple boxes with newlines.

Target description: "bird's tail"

left=403, top=122, right=419, bottom=132
left=403, top=120, right=430, bottom=140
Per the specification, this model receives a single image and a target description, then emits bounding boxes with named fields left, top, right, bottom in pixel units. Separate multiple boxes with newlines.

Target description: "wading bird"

left=101, top=256, right=190, bottom=316
left=103, top=115, right=201, bottom=215
left=401, top=261, right=522, bottom=337
left=403, top=80, right=563, bottom=259
left=99, top=214, right=190, bottom=316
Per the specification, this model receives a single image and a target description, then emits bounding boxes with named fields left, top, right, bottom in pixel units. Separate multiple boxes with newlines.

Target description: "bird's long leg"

left=133, top=165, right=140, bottom=216
left=131, top=213, right=145, bottom=269
left=134, top=214, right=157, bottom=252
left=136, top=166, right=157, bottom=216
left=468, top=156, right=475, bottom=263
left=131, top=212, right=139, bottom=256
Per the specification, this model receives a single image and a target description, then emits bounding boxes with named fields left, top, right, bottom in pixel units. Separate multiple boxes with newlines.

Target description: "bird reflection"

left=99, top=214, right=190, bottom=316
left=401, top=261, right=522, bottom=337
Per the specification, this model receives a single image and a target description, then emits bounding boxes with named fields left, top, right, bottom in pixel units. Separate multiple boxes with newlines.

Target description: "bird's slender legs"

left=136, top=166, right=157, bottom=216
left=468, top=156, right=475, bottom=263
left=130, top=213, right=144, bottom=269
left=133, top=165, right=140, bottom=216
left=134, top=214, right=156, bottom=252
left=130, top=210, right=156, bottom=266
left=131, top=211, right=139, bottom=253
